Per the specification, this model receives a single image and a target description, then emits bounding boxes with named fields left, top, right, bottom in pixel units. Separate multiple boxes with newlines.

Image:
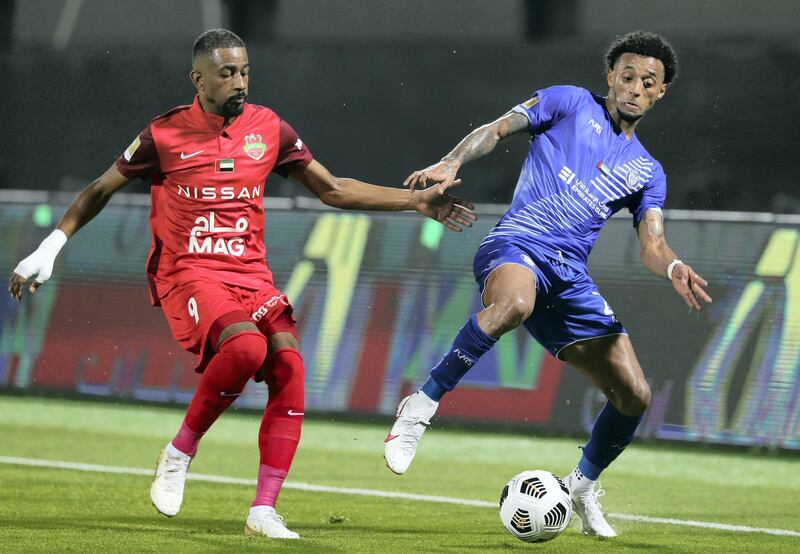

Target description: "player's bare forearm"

left=637, top=209, right=712, bottom=309
left=443, top=111, right=529, bottom=167
left=321, top=177, right=416, bottom=211
left=292, top=160, right=476, bottom=232
left=293, top=161, right=412, bottom=211
left=58, top=164, right=132, bottom=237
left=58, top=181, right=114, bottom=236
left=637, top=211, right=676, bottom=277
left=404, top=112, right=529, bottom=193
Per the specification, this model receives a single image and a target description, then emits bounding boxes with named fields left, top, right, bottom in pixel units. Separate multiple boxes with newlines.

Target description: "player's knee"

left=495, top=295, right=534, bottom=331
left=264, top=348, right=305, bottom=404
left=617, top=380, right=651, bottom=416
left=221, top=331, right=268, bottom=374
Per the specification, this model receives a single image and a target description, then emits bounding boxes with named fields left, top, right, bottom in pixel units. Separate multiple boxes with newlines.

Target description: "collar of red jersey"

left=190, top=95, right=246, bottom=133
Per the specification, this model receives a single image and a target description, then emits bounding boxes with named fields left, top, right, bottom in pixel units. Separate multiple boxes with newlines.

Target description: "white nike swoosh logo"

left=180, top=150, right=204, bottom=160
left=288, top=410, right=304, bottom=416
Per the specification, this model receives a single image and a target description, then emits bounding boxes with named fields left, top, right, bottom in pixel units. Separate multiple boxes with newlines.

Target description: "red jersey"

left=116, top=96, right=313, bottom=305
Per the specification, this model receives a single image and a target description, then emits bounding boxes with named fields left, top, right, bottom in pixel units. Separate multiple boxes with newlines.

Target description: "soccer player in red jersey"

left=8, top=29, right=476, bottom=540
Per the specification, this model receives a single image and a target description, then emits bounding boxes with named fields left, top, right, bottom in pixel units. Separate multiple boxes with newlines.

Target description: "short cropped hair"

left=192, top=29, right=245, bottom=62
left=605, top=31, right=678, bottom=84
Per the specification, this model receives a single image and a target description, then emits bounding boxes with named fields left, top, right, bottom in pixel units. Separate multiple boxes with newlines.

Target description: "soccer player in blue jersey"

left=384, top=31, right=712, bottom=537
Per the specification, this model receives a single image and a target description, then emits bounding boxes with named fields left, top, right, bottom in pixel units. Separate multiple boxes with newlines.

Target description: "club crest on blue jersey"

left=626, top=169, right=640, bottom=189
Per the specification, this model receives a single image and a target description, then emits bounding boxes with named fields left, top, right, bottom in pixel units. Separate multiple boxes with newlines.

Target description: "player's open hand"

left=671, top=263, right=712, bottom=311
left=413, top=182, right=477, bottom=232
left=404, top=158, right=461, bottom=194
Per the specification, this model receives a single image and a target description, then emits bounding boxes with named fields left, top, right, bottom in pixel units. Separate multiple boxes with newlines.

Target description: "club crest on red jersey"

left=243, top=133, right=266, bottom=160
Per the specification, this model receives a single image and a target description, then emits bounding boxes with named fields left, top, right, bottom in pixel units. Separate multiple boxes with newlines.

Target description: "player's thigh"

left=249, top=291, right=301, bottom=376
left=480, top=263, right=537, bottom=331
left=267, top=331, right=300, bottom=352
left=474, top=239, right=538, bottom=312
left=217, top=320, right=261, bottom=349
left=160, top=280, right=247, bottom=354
left=483, top=263, right=537, bottom=306
left=561, top=334, right=651, bottom=416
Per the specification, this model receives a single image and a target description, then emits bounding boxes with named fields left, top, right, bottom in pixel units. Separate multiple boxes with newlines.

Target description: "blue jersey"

left=485, top=85, right=667, bottom=269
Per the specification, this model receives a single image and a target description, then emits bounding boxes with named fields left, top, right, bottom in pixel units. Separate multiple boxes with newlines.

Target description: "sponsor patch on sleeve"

left=522, top=95, right=540, bottom=109
left=123, top=136, right=141, bottom=162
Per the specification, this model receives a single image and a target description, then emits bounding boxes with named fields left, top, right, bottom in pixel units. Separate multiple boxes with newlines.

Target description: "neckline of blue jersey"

left=592, top=93, right=637, bottom=142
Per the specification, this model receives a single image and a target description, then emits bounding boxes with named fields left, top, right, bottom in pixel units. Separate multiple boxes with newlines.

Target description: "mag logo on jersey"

left=243, top=133, right=266, bottom=160
left=189, top=211, right=248, bottom=256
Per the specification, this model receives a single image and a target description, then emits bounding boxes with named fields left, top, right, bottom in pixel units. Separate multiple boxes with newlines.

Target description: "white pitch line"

left=1, top=455, right=798, bottom=538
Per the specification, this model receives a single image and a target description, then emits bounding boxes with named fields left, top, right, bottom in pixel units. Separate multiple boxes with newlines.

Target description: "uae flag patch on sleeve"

left=215, top=159, right=234, bottom=173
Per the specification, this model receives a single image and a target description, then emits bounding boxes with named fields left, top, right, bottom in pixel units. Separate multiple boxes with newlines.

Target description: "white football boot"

left=564, top=469, right=617, bottom=538
left=150, top=443, right=191, bottom=517
left=384, top=391, right=439, bottom=475
left=245, top=506, right=300, bottom=539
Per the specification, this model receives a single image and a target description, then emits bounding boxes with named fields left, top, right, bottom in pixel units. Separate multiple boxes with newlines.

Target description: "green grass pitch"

left=0, top=396, right=798, bottom=552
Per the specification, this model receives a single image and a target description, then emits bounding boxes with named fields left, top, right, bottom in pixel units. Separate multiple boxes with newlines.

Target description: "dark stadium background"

left=1, top=0, right=799, bottom=453
left=1, top=0, right=799, bottom=212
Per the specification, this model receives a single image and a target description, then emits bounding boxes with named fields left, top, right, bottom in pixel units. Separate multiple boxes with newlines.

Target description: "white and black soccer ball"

left=499, top=469, right=572, bottom=542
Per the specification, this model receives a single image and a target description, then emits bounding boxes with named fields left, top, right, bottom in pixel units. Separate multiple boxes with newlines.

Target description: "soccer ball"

left=499, top=469, right=572, bottom=542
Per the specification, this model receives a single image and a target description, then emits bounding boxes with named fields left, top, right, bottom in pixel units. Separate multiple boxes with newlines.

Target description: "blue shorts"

left=472, top=237, right=627, bottom=359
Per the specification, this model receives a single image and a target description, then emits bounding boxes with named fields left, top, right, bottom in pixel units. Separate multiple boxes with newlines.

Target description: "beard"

left=617, top=106, right=642, bottom=123
left=221, top=93, right=246, bottom=118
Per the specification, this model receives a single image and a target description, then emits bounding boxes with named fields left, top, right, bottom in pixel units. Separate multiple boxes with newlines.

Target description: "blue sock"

left=422, top=314, right=497, bottom=401
left=579, top=401, right=642, bottom=480
left=421, top=376, right=448, bottom=401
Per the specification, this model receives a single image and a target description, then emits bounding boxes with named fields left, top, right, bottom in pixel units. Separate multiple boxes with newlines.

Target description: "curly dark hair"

left=605, top=31, right=678, bottom=84
left=192, top=29, right=245, bottom=63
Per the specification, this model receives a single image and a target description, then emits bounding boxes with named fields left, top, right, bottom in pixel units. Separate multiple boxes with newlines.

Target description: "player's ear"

left=606, top=69, right=614, bottom=88
left=656, top=82, right=667, bottom=101
left=190, top=68, right=204, bottom=91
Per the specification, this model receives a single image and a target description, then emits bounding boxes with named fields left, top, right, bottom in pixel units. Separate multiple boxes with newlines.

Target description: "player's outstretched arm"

left=9, top=164, right=133, bottom=300
left=637, top=209, right=712, bottom=310
left=404, top=111, right=529, bottom=194
left=289, top=160, right=477, bottom=232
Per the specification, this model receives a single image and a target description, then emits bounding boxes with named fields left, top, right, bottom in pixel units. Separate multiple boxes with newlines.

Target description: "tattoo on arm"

left=503, top=112, right=531, bottom=136
left=643, top=210, right=664, bottom=238
left=444, top=112, right=529, bottom=166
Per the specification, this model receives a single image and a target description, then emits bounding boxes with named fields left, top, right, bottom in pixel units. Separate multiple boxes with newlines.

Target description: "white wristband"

left=40, top=229, right=68, bottom=256
left=667, top=259, right=683, bottom=280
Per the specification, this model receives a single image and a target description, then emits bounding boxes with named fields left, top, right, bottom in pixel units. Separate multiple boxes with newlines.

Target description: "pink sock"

left=252, top=465, right=288, bottom=507
left=171, top=421, right=205, bottom=457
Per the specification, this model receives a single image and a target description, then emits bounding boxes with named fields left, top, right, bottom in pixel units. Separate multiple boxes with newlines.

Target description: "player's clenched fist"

left=8, top=229, right=68, bottom=300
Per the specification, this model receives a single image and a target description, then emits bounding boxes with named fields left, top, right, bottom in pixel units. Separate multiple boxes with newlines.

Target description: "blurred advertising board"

left=1, top=196, right=798, bottom=450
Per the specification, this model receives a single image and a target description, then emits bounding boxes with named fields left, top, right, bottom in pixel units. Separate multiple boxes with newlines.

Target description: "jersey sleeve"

left=512, top=85, right=582, bottom=134
left=629, top=163, right=667, bottom=226
left=115, top=124, right=160, bottom=179
left=272, top=120, right=314, bottom=178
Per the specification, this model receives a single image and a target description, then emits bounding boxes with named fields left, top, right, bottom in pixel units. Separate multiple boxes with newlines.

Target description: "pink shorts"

left=158, top=279, right=297, bottom=372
